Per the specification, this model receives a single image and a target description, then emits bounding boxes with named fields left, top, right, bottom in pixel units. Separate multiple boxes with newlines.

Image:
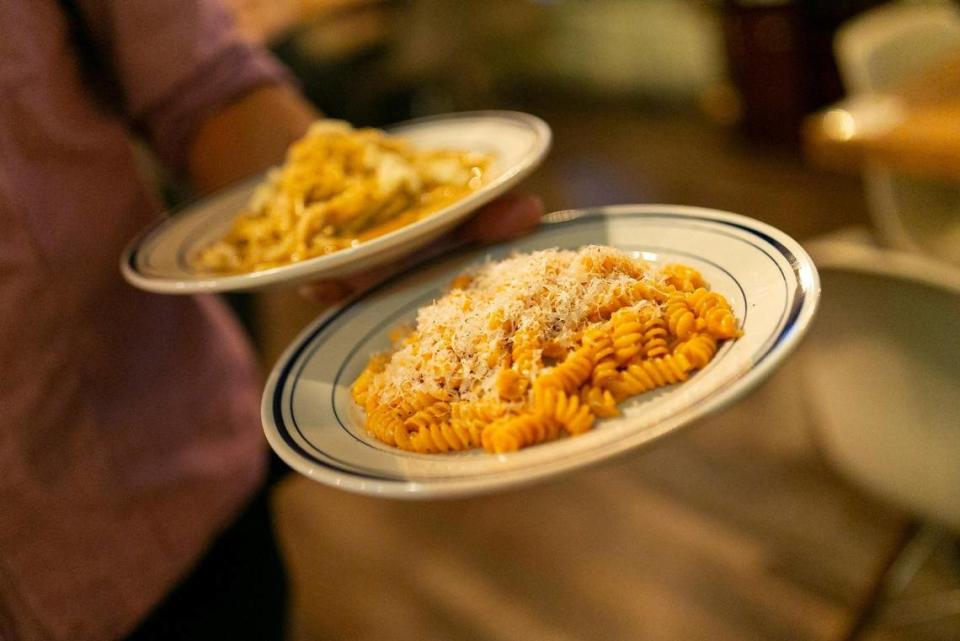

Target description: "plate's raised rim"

left=262, top=204, right=821, bottom=499
left=120, top=110, right=552, bottom=294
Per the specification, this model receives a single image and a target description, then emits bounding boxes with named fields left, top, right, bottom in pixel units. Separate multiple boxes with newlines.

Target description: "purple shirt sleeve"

left=78, top=0, right=294, bottom=172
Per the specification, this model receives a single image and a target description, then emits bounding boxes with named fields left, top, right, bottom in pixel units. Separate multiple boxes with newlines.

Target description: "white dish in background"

left=121, top=111, right=551, bottom=294
left=262, top=205, right=821, bottom=499
left=798, top=235, right=960, bottom=530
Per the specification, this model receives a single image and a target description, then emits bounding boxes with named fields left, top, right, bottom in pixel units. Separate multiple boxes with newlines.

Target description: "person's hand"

left=299, top=193, right=544, bottom=305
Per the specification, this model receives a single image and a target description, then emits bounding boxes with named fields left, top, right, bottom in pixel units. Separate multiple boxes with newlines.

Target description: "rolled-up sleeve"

left=79, top=0, right=294, bottom=172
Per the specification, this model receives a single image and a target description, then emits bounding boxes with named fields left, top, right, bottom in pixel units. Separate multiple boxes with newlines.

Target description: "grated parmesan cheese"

left=367, top=246, right=672, bottom=405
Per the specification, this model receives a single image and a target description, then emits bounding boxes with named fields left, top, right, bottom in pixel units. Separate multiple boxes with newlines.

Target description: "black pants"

left=126, top=456, right=290, bottom=641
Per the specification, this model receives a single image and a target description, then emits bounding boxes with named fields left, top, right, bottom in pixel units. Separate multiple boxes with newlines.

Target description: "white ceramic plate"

left=262, top=205, right=820, bottom=499
left=121, top=111, right=551, bottom=294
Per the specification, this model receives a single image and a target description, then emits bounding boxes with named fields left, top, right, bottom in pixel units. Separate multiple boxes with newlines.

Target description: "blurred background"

left=219, top=1, right=960, bottom=639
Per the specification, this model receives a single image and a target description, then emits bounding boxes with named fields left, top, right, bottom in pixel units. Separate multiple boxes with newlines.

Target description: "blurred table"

left=803, top=50, right=960, bottom=182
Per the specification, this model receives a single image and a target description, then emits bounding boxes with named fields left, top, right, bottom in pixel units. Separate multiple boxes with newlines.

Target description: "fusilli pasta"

left=353, top=246, right=742, bottom=454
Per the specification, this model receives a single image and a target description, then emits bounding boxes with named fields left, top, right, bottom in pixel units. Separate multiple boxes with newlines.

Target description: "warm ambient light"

left=823, top=108, right=857, bottom=141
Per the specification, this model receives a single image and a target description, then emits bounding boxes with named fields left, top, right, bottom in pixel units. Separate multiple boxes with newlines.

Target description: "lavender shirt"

left=0, top=2, right=291, bottom=639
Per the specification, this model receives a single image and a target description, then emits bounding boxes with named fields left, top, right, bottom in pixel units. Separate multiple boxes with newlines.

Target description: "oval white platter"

left=262, top=205, right=820, bottom=499
left=121, top=111, right=551, bottom=294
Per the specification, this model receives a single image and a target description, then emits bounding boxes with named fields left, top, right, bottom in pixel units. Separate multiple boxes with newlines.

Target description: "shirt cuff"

left=140, top=42, right=296, bottom=175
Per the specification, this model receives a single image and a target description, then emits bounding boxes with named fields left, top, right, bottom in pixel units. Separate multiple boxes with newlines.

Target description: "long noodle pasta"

left=193, top=120, right=493, bottom=273
left=352, top=246, right=742, bottom=454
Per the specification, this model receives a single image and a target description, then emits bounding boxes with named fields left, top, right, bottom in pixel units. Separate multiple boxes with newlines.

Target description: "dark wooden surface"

left=259, top=103, right=958, bottom=641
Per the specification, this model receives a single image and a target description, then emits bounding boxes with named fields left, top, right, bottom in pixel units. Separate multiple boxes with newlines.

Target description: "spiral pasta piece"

left=403, top=402, right=451, bottom=432
left=687, top=287, right=720, bottom=315
left=590, top=358, right=619, bottom=388
left=665, top=296, right=697, bottom=341
left=367, top=405, right=403, bottom=447
left=641, top=316, right=670, bottom=359
left=406, top=424, right=444, bottom=453
left=437, top=401, right=500, bottom=451
left=511, top=329, right=540, bottom=377
left=611, top=307, right=646, bottom=364
left=659, top=264, right=706, bottom=292
left=448, top=417, right=483, bottom=449
left=535, top=387, right=595, bottom=435
left=609, top=354, right=692, bottom=399
left=702, top=306, right=742, bottom=339
left=403, top=421, right=470, bottom=454
left=391, top=390, right=446, bottom=419
left=535, top=346, right=594, bottom=393
left=674, top=333, right=717, bottom=370
left=582, top=324, right=615, bottom=362
left=351, top=368, right=374, bottom=406
left=580, top=385, right=620, bottom=418
left=482, top=414, right=559, bottom=453
left=496, top=368, right=529, bottom=401
left=629, top=280, right=669, bottom=304
left=580, top=252, right=647, bottom=279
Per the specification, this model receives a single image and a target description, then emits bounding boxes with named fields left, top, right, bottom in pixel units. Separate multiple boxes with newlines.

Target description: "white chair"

left=797, top=6, right=960, bottom=637
left=800, top=237, right=960, bottom=531
left=798, top=233, right=960, bottom=638
left=833, top=2, right=960, bottom=265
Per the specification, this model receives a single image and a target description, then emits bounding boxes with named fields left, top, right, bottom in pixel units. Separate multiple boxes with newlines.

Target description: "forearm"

left=187, top=83, right=319, bottom=193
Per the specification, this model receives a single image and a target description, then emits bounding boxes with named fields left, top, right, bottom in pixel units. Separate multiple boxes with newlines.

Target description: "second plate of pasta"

left=262, top=205, right=820, bottom=499
left=121, top=111, right=550, bottom=294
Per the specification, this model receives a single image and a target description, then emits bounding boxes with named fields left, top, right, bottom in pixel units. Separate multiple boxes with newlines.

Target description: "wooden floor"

left=258, top=101, right=959, bottom=641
